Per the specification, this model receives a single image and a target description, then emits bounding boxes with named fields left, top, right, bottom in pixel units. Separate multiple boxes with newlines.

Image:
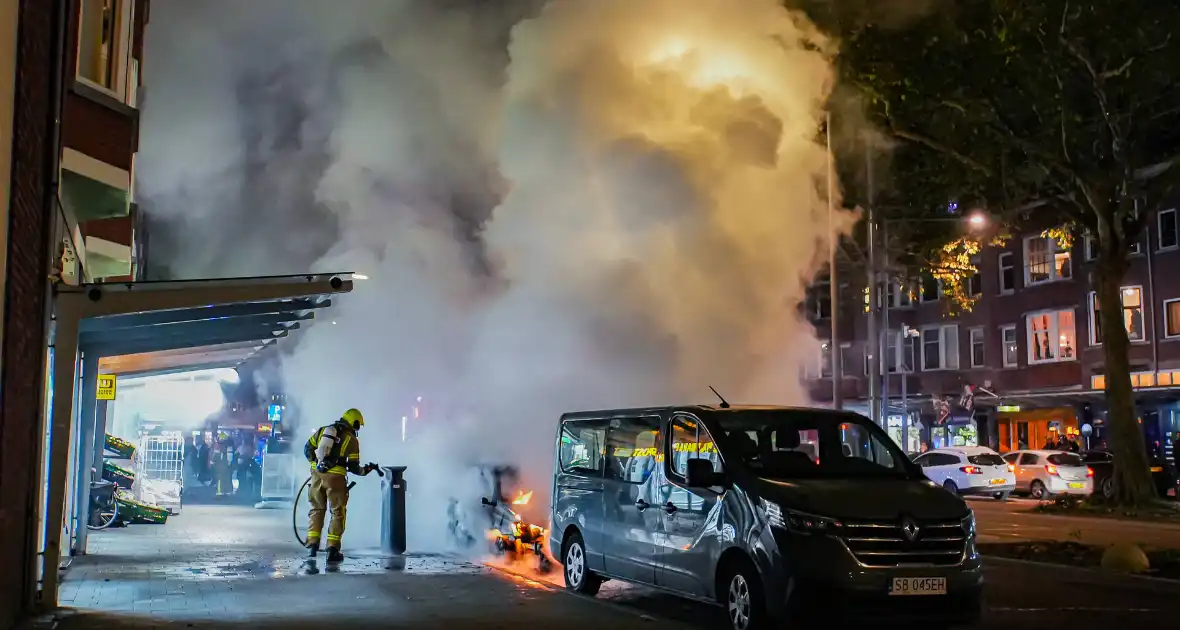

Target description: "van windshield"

left=710, top=411, right=919, bottom=480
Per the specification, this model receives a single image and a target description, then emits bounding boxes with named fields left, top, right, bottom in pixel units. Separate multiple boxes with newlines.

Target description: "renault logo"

left=901, top=518, right=920, bottom=542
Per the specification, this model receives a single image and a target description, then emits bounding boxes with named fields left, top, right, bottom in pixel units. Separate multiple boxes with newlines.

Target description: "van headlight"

left=761, top=499, right=841, bottom=535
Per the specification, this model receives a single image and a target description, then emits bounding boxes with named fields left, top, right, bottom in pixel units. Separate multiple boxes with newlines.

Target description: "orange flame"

left=512, top=490, right=533, bottom=505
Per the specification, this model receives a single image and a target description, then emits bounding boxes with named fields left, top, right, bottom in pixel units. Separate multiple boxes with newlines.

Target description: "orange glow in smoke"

left=512, top=490, right=533, bottom=505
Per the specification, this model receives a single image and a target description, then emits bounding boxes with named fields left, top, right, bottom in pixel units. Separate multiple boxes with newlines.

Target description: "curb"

left=982, top=554, right=1180, bottom=585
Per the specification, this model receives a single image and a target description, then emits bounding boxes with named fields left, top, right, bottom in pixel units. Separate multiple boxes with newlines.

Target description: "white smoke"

left=139, top=0, right=857, bottom=552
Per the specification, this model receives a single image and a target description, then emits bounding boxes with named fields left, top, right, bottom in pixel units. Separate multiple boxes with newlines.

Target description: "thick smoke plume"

left=139, top=0, right=857, bottom=551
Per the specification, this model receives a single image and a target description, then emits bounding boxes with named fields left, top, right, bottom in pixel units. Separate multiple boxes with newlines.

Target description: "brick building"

left=806, top=207, right=1180, bottom=460
left=58, top=0, right=149, bottom=284
left=1, top=1, right=150, bottom=625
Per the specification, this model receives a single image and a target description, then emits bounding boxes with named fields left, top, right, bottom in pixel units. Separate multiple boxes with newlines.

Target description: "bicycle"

left=87, top=479, right=119, bottom=530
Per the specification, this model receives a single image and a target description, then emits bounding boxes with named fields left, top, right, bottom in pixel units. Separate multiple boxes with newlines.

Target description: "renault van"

left=550, top=405, right=982, bottom=630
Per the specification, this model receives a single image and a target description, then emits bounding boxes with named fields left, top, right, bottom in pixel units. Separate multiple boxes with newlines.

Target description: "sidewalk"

left=42, top=505, right=682, bottom=630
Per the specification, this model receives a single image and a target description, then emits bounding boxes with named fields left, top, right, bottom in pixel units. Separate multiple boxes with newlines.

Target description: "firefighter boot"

left=326, top=547, right=344, bottom=563
left=306, top=542, right=320, bottom=558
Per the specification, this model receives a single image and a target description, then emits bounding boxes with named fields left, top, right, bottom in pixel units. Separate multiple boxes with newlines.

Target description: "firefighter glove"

left=315, top=460, right=330, bottom=474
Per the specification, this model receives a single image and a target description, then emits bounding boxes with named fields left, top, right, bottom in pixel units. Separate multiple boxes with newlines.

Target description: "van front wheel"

left=562, top=532, right=601, bottom=596
left=723, top=562, right=769, bottom=630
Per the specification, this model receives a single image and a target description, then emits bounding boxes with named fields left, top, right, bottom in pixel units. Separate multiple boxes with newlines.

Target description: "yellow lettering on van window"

left=613, top=447, right=634, bottom=457
left=672, top=441, right=715, bottom=453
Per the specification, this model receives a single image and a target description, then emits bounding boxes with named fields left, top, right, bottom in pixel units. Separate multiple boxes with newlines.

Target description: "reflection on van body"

left=550, top=405, right=983, bottom=630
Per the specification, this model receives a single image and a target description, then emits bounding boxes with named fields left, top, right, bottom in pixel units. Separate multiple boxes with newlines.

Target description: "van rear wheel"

left=722, top=561, right=768, bottom=630
left=562, top=532, right=601, bottom=596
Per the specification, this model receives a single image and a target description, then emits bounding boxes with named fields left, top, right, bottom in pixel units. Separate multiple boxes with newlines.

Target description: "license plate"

left=989, top=478, right=1006, bottom=485
left=889, top=577, right=947, bottom=596
left=1068, top=482, right=1085, bottom=489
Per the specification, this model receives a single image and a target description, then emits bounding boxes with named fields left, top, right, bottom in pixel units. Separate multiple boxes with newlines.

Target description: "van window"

left=605, top=416, right=662, bottom=484
left=560, top=419, right=608, bottom=476
left=709, top=411, right=914, bottom=479
left=670, top=415, right=723, bottom=479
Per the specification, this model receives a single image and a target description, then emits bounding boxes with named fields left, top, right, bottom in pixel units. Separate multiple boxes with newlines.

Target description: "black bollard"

left=380, top=466, right=408, bottom=555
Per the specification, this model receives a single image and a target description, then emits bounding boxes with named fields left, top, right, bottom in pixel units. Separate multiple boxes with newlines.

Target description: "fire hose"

left=292, top=465, right=384, bottom=547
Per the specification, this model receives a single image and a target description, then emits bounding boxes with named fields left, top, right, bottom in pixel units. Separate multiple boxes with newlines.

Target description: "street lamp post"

left=874, top=211, right=989, bottom=435
left=901, top=325, right=921, bottom=452
left=827, top=113, right=842, bottom=410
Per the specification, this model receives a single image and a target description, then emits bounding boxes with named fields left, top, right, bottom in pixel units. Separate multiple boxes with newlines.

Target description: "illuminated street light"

left=967, top=213, right=987, bottom=228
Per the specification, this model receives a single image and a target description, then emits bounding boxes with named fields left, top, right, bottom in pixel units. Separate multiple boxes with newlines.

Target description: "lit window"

left=1024, top=236, right=1072, bottom=285
left=1164, top=299, right=1180, bottom=339
left=1026, top=310, right=1077, bottom=364
left=78, top=0, right=126, bottom=92
left=1089, top=287, right=1145, bottom=345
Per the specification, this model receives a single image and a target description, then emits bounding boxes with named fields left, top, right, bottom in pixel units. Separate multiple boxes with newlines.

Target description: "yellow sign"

left=97, top=375, right=117, bottom=400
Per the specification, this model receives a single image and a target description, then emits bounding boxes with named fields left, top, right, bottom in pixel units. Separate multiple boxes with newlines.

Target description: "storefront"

left=929, top=414, right=979, bottom=450
left=995, top=406, right=1078, bottom=453
left=885, top=413, right=923, bottom=453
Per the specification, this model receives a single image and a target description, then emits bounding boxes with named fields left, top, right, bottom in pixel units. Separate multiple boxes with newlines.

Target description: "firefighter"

left=303, top=408, right=377, bottom=561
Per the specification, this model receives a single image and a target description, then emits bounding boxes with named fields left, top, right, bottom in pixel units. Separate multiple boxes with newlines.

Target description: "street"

left=28, top=504, right=1180, bottom=630
left=969, top=497, right=1180, bottom=547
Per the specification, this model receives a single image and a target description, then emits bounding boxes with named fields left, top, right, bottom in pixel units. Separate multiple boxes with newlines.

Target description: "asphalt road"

left=34, top=504, right=1180, bottom=630
left=969, top=496, right=1180, bottom=547
left=40, top=557, right=1180, bottom=630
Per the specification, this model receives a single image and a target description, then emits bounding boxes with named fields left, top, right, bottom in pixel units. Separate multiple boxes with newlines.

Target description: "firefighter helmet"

left=341, top=408, right=365, bottom=431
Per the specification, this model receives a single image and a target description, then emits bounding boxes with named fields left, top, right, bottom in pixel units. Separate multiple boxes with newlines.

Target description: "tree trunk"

left=1094, top=258, right=1155, bottom=506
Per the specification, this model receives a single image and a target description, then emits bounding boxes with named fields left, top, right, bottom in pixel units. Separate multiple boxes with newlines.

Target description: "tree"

left=837, top=0, right=1180, bottom=505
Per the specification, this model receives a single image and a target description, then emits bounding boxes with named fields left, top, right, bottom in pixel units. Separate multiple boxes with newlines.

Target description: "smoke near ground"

left=139, top=0, right=858, bottom=552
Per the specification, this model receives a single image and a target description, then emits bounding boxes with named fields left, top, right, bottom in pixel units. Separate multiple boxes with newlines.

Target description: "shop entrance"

left=31, top=274, right=353, bottom=613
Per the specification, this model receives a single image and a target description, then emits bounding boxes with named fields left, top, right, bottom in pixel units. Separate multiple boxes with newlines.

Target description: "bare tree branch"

left=888, top=126, right=994, bottom=177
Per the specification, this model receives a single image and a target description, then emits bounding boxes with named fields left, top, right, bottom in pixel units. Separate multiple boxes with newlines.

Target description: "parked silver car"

left=550, top=405, right=983, bottom=630
left=1000, top=450, right=1094, bottom=499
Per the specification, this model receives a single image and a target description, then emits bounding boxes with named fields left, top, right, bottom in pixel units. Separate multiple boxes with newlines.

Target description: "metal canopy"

left=81, top=295, right=332, bottom=375
left=39, top=273, right=356, bottom=609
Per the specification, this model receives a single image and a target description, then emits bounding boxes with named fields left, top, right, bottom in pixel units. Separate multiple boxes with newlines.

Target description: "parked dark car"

left=1080, top=451, right=1179, bottom=500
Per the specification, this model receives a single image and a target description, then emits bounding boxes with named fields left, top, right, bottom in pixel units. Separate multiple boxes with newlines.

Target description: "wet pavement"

left=31, top=504, right=1180, bottom=629
left=46, top=505, right=687, bottom=629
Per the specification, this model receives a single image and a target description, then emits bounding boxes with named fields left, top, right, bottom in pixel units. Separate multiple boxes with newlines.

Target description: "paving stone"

left=34, top=505, right=686, bottom=630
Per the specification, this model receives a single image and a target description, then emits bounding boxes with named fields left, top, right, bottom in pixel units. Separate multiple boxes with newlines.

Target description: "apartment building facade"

left=1, top=0, right=149, bottom=625
left=806, top=202, right=1180, bottom=459
left=58, top=0, right=149, bottom=284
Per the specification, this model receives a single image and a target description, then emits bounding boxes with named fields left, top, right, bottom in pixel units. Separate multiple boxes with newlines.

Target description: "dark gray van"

left=549, top=405, right=982, bottom=630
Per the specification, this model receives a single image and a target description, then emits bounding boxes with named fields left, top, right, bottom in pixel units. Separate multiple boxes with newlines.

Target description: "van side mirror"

left=686, top=459, right=724, bottom=488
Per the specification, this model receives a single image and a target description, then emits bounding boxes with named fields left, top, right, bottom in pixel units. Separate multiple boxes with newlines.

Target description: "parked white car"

left=1001, top=450, right=1094, bottom=499
left=913, top=446, right=1017, bottom=500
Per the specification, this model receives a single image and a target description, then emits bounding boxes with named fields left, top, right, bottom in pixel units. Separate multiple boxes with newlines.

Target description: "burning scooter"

left=449, top=465, right=552, bottom=573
